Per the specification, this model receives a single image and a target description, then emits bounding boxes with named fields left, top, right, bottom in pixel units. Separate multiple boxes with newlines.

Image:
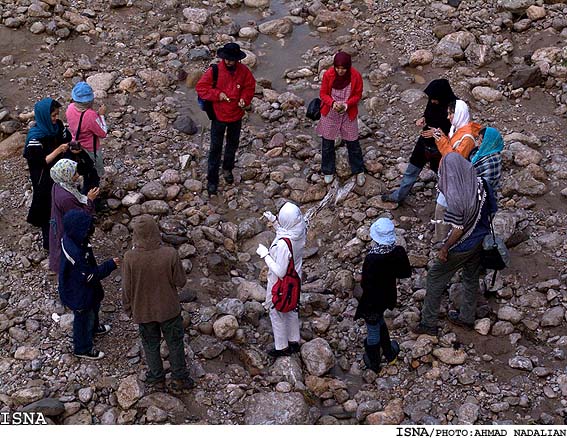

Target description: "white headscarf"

left=449, top=99, right=470, bottom=137
left=273, top=202, right=307, bottom=242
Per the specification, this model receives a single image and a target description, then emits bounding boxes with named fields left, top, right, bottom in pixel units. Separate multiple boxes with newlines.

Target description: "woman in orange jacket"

left=316, top=52, right=366, bottom=186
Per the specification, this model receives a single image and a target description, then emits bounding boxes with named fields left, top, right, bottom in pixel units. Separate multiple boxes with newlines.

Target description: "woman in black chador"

left=382, top=79, right=457, bottom=204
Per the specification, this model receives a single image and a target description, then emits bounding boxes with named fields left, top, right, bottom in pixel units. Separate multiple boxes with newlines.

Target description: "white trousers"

left=269, top=308, right=300, bottom=350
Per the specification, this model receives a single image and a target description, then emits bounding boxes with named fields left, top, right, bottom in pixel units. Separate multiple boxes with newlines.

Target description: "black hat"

left=217, top=42, right=247, bottom=61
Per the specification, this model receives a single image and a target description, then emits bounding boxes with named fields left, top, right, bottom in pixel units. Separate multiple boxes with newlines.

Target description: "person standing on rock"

left=256, top=202, right=306, bottom=357
left=354, top=218, right=411, bottom=372
left=49, top=159, right=99, bottom=273
left=414, top=153, right=497, bottom=336
left=122, top=215, right=195, bottom=392
left=470, top=127, right=505, bottom=193
left=381, top=79, right=456, bottom=205
left=66, top=81, right=108, bottom=210
left=195, top=42, right=256, bottom=196
left=59, top=209, right=118, bottom=360
left=23, top=98, right=72, bottom=250
left=317, top=51, right=366, bottom=186
left=431, top=99, right=482, bottom=244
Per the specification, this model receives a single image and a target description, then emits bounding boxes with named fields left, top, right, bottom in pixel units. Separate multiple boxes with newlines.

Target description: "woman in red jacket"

left=316, top=52, right=365, bottom=186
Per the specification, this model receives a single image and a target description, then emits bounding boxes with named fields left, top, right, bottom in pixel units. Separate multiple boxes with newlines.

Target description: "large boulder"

left=244, top=392, right=310, bottom=424
left=300, top=338, right=335, bottom=376
left=117, top=375, right=145, bottom=410
left=213, top=315, right=239, bottom=339
left=86, top=72, right=117, bottom=98
left=0, top=132, right=26, bottom=159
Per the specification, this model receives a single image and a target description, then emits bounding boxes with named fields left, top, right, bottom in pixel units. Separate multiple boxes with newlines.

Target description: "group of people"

left=21, top=43, right=507, bottom=387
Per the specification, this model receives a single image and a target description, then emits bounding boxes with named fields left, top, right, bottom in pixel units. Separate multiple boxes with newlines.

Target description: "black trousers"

left=409, top=136, right=442, bottom=173
left=208, top=119, right=242, bottom=185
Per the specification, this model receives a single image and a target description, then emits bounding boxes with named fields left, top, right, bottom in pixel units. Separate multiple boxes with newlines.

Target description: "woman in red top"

left=316, top=52, right=365, bottom=186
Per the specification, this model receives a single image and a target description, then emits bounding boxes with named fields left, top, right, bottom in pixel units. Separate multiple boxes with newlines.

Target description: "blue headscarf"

left=470, top=127, right=504, bottom=164
left=25, top=98, right=60, bottom=146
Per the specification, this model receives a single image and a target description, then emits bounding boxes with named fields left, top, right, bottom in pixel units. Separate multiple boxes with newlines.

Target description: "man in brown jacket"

left=122, top=215, right=194, bottom=392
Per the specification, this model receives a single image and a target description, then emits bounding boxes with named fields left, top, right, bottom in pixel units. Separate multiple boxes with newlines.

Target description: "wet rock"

left=258, top=18, right=293, bottom=35
left=301, top=338, right=335, bottom=377
left=244, top=392, right=309, bottom=425
left=366, top=398, right=404, bottom=425
left=117, top=375, right=145, bottom=410
left=472, top=86, right=502, bottom=102
left=244, top=0, right=269, bottom=7
left=432, top=347, right=467, bottom=365
left=213, top=315, right=239, bottom=340
left=541, top=306, right=564, bottom=327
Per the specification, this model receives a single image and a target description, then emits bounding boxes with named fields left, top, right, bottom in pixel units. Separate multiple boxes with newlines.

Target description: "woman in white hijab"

left=256, top=202, right=307, bottom=357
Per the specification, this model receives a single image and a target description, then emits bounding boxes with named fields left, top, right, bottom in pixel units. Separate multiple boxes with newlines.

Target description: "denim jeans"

left=421, top=244, right=483, bottom=327
left=321, top=138, right=364, bottom=175
left=139, top=314, right=189, bottom=383
left=208, top=119, right=242, bottom=185
left=366, top=317, right=385, bottom=346
left=73, top=302, right=100, bottom=354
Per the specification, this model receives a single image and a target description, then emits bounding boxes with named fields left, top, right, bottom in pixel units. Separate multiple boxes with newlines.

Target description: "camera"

left=69, top=140, right=82, bottom=152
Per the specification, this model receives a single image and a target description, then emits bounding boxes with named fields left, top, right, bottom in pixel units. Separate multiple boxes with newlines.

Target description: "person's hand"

left=219, top=92, right=230, bottom=102
left=87, top=187, right=100, bottom=201
left=437, top=247, right=448, bottom=263
left=416, top=117, right=425, bottom=127
left=58, top=143, right=69, bottom=154
left=256, top=244, right=269, bottom=259
left=421, top=129, right=434, bottom=138
left=98, top=104, right=107, bottom=116
left=263, top=211, right=276, bottom=223
left=113, top=257, right=120, bottom=267
left=332, top=101, right=341, bottom=112
left=238, top=98, right=246, bottom=108
left=432, top=128, right=443, bottom=141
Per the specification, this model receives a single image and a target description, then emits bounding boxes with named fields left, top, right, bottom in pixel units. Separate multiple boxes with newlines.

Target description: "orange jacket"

left=319, top=67, right=363, bottom=121
left=436, top=122, right=482, bottom=158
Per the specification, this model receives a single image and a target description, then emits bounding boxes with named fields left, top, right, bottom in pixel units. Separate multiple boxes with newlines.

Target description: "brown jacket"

left=122, top=215, right=186, bottom=324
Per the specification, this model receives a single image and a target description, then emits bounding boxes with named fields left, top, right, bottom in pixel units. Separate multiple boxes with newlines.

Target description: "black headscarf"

left=423, top=79, right=457, bottom=133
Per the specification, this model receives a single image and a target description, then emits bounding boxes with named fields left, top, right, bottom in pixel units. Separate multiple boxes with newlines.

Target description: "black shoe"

left=170, top=377, right=196, bottom=393
left=74, top=348, right=105, bottom=360
left=447, top=310, right=474, bottom=329
left=207, top=183, right=217, bottom=195
left=223, top=170, right=234, bottom=184
left=385, top=340, right=400, bottom=365
left=94, top=324, right=111, bottom=336
left=146, top=379, right=166, bottom=393
left=268, top=347, right=291, bottom=358
left=363, top=340, right=381, bottom=372
left=413, top=323, right=439, bottom=336
left=288, top=342, right=300, bottom=354
left=381, top=193, right=397, bottom=203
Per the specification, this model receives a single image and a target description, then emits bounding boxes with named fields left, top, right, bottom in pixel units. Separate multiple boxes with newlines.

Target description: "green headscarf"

left=50, top=159, right=88, bottom=204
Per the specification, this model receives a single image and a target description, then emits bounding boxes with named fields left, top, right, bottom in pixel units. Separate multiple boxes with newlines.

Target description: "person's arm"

left=89, top=111, right=108, bottom=139
left=263, top=240, right=290, bottom=279
left=121, top=256, right=132, bottom=318
left=437, top=227, right=464, bottom=262
left=435, top=132, right=452, bottom=157
left=345, top=70, right=363, bottom=110
left=319, top=70, right=334, bottom=108
left=195, top=67, right=222, bottom=101
left=172, top=250, right=187, bottom=288
left=360, top=256, right=374, bottom=292
left=46, top=143, right=69, bottom=164
left=455, top=136, right=475, bottom=159
left=240, top=68, right=256, bottom=106
left=73, top=251, right=117, bottom=284
left=396, top=248, right=412, bottom=279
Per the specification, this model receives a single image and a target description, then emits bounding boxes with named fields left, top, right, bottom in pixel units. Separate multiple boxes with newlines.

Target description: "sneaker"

left=207, top=183, right=217, bottom=196
left=356, top=173, right=366, bottom=187
left=288, top=342, right=300, bottom=354
left=94, top=324, right=111, bottom=336
left=170, top=377, right=196, bottom=393
left=223, top=170, right=234, bottom=184
left=74, top=348, right=105, bottom=360
left=413, top=323, right=439, bottom=336
left=386, top=340, right=400, bottom=365
left=447, top=310, right=474, bottom=329
left=268, top=347, right=291, bottom=358
left=324, top=175, right=334, bottom=184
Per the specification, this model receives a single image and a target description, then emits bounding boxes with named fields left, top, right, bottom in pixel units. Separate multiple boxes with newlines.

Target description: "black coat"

left=354, top=246, right=411, bottom=322
left=23, top=121, right=71, bottom=226
left=62, top=148, right=99, bottom=193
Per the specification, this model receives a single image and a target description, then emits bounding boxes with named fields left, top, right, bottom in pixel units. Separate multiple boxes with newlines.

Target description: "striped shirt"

left=473, top=153, right=502, bottom=192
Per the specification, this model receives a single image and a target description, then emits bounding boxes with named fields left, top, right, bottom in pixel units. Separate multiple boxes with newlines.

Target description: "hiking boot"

left=223, top=170, right=234, bottom=184
left=381, top=193, right=395, bottom=203
left=170, top=377, right=196, bottom=393
left=363, top=340, right=381, bottom=373
left=94, top=324, right=111, bottom=336
left=288, top=342, right=300, bottom=354
left=74, top=348, right=105, bottom=360
left=268, top=347, right=291, bottom=358
left=356, top=173, right=366, bottom=187
left=146, top=379, right=166, bottom=393
left=447, top=310, right=474, bottom=329
left=207, top=183, right=217, bottom=196
left=324, top=175, right=334, bottom=184
left=413, top=323, right=439, bottom=337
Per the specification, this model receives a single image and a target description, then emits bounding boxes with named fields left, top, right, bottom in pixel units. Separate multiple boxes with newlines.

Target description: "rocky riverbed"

left=0, top=0, right=566, bottom=426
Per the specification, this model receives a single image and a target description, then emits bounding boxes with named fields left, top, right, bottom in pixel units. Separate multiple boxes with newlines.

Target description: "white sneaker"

left=356, top=173, right=366, bottom=186
left=324, top=175, right=334, bottom=184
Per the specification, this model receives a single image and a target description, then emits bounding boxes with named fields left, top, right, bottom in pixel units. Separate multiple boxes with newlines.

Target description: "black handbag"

left=306, top=98, right=321, bottom=121
left=480, top=214, right=510, bottom=289
left=197, top=64, right=218, bottom=121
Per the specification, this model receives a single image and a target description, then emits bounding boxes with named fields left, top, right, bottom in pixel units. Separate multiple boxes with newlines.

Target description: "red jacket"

left=195, top=61, right=256, bottom=123
left=319, top=67, right=363, bottom=121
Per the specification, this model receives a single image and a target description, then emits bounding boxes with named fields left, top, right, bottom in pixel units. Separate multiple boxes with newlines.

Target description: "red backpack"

left=271, top=238, right=301, bottom=313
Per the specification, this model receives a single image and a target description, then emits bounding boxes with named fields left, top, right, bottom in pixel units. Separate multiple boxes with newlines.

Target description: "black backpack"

left=197, top=64, right=218, bottom=121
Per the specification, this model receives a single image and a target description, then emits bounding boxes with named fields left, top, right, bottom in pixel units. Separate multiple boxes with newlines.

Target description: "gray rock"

left=182, top=8, right=209, bottom=24
left=501, top=169, right=547, bottom=197
left=472, top=86, right=502, bottom=102
left=497, top=306, right=523, bottom=324
left=270, top=356, right=304, bottom=387
left=22, top=398, right=65, bottom=417
left=509, top=356, right=533, bottom=371
left=509, top=142, right=542, bottom=166
left=432, top=348, right=467, bottom=365
left=457, top=402, right=479, bottom=424
left=258, top=18, right=293, bottom=35
left=141, top=200, right=170, bottom=215
left=213, top=315, right=239, bottom=340
left=244, top=392, right=310, bottom=424
left=491, top=321, right=515, bottom=336
left=141, top=181, right=167, bottom=200
left=117, top=375, right=145, bottom=410
left=498, top=0, right=536, bottom=13
left=541, top=306, right=564, bottom=327
left=506, top=66, right=544, bottom=89
left=173, top=115, right=197, bottom=135
left=238, top=217, right=264, bottom=240
left=300, top=338, right=335, bottom=376
left=465, top=43, right=494, bottom=67
left=216, top=298, right=245, bottom=319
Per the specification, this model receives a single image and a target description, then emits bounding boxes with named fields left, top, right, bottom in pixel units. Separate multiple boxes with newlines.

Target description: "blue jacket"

left=58, top=210, right=116, bottom=311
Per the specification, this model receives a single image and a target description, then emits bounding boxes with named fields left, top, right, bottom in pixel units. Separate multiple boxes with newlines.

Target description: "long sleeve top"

left=66, top=104, right=108, bottom=153
left=319, top=67, right=363, bottom=121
